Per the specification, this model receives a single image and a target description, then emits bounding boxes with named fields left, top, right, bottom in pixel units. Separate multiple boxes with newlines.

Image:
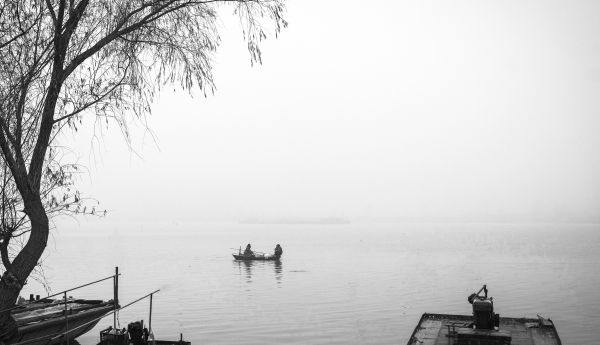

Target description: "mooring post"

left=114, top=266, right=119, bottom=330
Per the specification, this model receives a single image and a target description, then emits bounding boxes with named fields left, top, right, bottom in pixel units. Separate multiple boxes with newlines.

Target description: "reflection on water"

left=242, top=260, right=253, bottom=282
left=235, top=259, right=283, bottom=286
left=274, top=259, right=282, bottom=285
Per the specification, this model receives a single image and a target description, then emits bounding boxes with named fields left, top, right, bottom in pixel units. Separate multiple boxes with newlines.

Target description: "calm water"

left=22, top=222, right=600, bottom=344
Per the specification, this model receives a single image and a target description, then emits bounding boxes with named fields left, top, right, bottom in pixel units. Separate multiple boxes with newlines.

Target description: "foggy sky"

left=60, top=0, right=600, bottom=227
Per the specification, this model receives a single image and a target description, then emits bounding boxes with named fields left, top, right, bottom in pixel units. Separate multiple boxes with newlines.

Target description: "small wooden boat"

left=2, top=268, right=121, bottom=345
left=407, top=285, right=562, bottom=345
left=231, top=245, right=281, bottom=261
left=99, top=291, right=189, bottom=345
left=10, top=298, right=116, bottom=345
left=232, top=254, right=278, bottom=261
left=99, top=321, right=190, bottom=345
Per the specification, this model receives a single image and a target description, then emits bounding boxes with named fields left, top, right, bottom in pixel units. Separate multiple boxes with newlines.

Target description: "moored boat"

left=407, top=285, right=562, bottom=345
left=100, top=320, right=191, bottom=345
left=11, top=298, right=116, bottom=345
left=2, top=268, right=120, bottom=345
left=98, top=290, right=190, bottom=345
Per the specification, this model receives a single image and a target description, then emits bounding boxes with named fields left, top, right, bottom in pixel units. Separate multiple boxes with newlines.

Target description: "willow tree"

left=0, top=0, right=286, bottom=339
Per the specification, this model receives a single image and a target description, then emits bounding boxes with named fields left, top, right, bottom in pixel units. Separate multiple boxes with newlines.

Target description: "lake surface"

left=22, top=222, right=600, bottom=344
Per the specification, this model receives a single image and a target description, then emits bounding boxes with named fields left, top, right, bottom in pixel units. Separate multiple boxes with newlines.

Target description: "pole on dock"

left=114, top=266, right=119, bottom=330
left=149, top=292, right=153, bottom=333
left=64, top=291, right=69, bottom=345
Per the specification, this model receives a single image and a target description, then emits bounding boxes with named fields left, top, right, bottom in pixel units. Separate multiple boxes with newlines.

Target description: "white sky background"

left=59, top=0, right=600, bottom=227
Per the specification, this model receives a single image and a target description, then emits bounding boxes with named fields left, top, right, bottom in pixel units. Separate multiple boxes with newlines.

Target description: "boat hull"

left=232, top=254, right=279, bottom=261
left=11, top=300, right=115, bottom=345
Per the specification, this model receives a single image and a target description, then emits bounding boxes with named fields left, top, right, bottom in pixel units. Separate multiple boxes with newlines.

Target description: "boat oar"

left=229, top=247, right=243, bottom=255
left=229, top=247, right=269, bottom=255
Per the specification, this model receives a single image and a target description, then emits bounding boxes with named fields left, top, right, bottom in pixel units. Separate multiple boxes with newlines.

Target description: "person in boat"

left=274, top=244, right=283, bottom=259
left=243, top=243, right=254, bottom=257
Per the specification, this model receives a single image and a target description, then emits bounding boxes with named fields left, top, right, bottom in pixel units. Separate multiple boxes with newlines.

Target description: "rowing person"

left=244, top=243, right=255, bottom=257
left=274, top=244, right=283, bottom=259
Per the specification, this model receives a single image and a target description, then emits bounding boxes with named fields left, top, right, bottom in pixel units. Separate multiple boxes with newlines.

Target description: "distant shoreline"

left=239, top=217, right=351, bottom=225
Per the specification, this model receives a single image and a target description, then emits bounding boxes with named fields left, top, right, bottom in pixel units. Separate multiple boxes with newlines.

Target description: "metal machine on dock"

left=407, top=285, right=562, bottom=345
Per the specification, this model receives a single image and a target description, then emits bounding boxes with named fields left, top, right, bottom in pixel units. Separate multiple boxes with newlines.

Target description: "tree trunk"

left=0, top=194, right=49, bottom=342
left=0, top=35, right=61, bottom=338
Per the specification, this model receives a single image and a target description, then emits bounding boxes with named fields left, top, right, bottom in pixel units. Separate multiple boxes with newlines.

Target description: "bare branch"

left=45, top=0, right=58, bottom=27
left=53, top=65, right=129, bottom=124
